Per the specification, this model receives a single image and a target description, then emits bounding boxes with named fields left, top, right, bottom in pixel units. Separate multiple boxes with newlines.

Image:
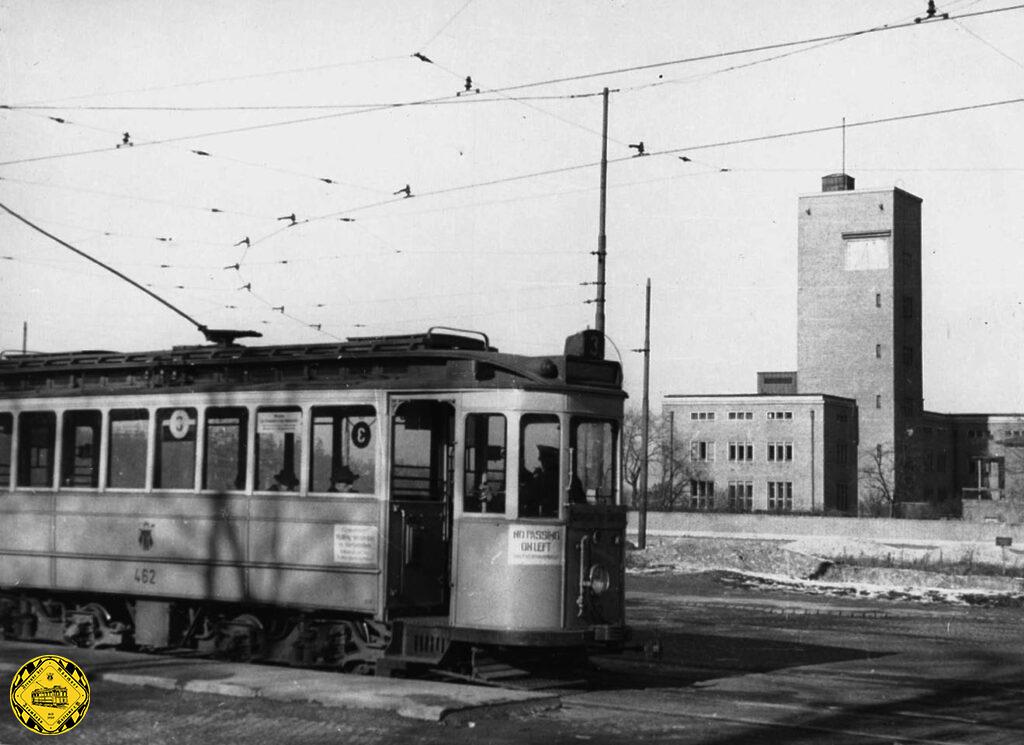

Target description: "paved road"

left=1, top=572, right=1021, bottom=744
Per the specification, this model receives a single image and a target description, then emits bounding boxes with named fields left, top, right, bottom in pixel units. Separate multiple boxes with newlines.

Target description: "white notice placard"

left=333, top=524, right=378, bottom=565
left=258, top=411, right=302, bottom=434
left=507, top=525, right=564, bottom=565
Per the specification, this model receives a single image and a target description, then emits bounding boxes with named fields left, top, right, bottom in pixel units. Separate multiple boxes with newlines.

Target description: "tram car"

left=31, top=686, right=69, bottom=709
left=0, top=327, right=627, bottom=675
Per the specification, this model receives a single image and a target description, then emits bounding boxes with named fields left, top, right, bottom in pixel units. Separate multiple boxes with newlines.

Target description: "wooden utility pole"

left=638, top=278, right=651, bottom=549
left=595, top=87, right=609, bottom=334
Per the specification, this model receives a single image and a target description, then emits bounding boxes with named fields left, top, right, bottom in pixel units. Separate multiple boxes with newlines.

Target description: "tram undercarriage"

left=0, top=589, right=624, bottom=679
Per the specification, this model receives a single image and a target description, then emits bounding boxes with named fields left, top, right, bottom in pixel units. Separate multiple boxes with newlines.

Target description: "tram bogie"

left=0, top=328, right=628, bottom=674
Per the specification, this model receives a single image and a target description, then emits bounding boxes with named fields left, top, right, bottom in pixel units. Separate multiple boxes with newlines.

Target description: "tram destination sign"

left=507, top=525, right=564, bottom=565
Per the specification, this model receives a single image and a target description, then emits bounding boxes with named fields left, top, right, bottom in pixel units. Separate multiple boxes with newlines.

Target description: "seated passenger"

left=327, top=465, right=359, bottom=493
left=269, top=469, right=299, bottom=491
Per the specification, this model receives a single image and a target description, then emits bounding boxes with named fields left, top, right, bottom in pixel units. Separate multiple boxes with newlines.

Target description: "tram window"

left=0, top=413, right=12, bottom=487
left=464, top=414, right=506, bottom=514
left=203, top=407, right=248, bottom=492
left=572, top=419, right=617, bottom=504
left=61, top=410, right=102, bottom=488
left=518, top=415, right=560, bottom=518
left=108, top=409, right=148, bottom=489
left=391, top=401, right=453, bottom=502
left=17, top=411, right=56, bottom=488
left=310, top=406, right=376, bottom=494
left=256, top=407, right=302, bottom=492
left=154, top=407, right=197, bottom=490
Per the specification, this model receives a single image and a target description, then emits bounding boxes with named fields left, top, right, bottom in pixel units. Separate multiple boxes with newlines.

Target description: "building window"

left=903, top=295, right=914, bottom=319
left=690, top=479, right=715, bottom=510
left=844, top=235, right=889, bottom=271
left=903, top=346, right=914, bottom=367
left=875, top=293, right=882, bottom=308
left=768, top=481, right=793, bottom=512
left=835, top=442, right=849, bottom=464
left=728, top=442, right=754, bottom=461
left=766, top=411, right=792, bottom=420
left=691, top=441, right=714, bottom=462
left=727, top=411, right=753, bottom=420
left=728, top=481, right=753, bottom=512
left=767, top=442, right=793, bottom=462
left=876, top=395, right=882, bottom=409
left=690, top=411, right=716, bottom=421
left=875, top=344, right=882, bottom=359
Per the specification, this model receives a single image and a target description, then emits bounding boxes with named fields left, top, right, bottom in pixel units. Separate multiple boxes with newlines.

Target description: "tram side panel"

left=0, top=491, right=53, bottom=590
left=50, top=491, right=382, bottom=614
left=247, top=495, right=381, bottom=613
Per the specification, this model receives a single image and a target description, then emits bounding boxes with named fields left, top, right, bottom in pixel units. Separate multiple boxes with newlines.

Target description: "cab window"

left=310, top=406, right=376, bottom=494
left=61, top=410, right=102, bottom=488
left=18, top=411, right=56, bottom=488
left=0, top=413, right=12, bottom=487
left=518, top=415, right=560, bottom=518
left=155, top=407, right=196, bottom=489
left=203, top=407, right=248, bottom=492
left=108, top=409, right=148, bottom=489
left=572, top=419, right=617, bottom=504
left=464, top=414, right=506, bottom=514
left=256, top=408, right=302, bottom=492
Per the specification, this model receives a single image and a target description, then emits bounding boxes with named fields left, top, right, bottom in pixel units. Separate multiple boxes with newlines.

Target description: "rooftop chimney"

left=822, top=173, right=855, bottom=192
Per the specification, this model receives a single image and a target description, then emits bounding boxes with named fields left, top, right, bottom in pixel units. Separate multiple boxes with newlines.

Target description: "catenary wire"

left=4, top=4, right=1022, bottom=167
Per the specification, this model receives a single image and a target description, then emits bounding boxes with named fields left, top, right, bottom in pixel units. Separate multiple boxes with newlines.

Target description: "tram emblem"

left=9, top=654, right=90, bottom=735
left=138, top=522, right=155, bottom=551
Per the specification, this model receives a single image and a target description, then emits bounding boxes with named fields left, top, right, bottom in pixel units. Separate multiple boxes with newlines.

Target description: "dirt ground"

left=627, top=536, right=1024, bottom=603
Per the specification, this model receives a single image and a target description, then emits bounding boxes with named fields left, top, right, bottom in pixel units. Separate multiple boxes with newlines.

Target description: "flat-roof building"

left=664, top=174, right=1022, bottom=516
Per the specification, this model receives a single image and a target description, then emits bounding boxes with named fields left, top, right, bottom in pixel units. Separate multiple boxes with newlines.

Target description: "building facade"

left=662, top=394, right=858, bottom=514
left=796, top=181, right=923, bottom=506
left=665, top=174, right=1023, bottom=515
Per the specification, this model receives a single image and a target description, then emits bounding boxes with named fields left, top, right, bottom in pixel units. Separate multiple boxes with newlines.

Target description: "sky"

left=1, top=0, right=1022, bottom=414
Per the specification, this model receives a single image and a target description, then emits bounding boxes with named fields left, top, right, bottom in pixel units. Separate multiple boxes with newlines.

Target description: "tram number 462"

left=134, top=567, right=157, bottom=585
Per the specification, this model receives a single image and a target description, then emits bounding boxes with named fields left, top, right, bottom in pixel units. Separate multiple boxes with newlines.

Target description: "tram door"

left=387, top=399, right=455, bottom=615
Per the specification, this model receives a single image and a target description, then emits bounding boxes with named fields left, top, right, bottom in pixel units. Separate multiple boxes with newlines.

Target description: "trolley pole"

left=594, top=87, right=609, bottom=334
left=638, top=279, right=651, bottom=549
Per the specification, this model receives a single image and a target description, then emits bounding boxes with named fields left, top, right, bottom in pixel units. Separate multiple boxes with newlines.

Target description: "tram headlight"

left=588, top=564, right=611, bottom=595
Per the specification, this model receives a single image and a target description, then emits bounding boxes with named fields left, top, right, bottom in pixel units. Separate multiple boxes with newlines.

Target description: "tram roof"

left=0, top=329, right=624, bottom=398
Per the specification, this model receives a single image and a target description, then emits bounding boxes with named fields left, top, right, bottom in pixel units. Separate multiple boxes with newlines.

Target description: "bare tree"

left=622, top=405, right=700, bottom=511
left=859, top=444, right=895, bottom=517
left=860, top=442, right=920, bottom=517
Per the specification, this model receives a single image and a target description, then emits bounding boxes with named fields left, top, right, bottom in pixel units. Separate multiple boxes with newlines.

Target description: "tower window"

left=876, top=395, right=882, bottom=409
left=875, top=293, right=882, bottom=308
left=875, top=344, right=882, bottom=359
